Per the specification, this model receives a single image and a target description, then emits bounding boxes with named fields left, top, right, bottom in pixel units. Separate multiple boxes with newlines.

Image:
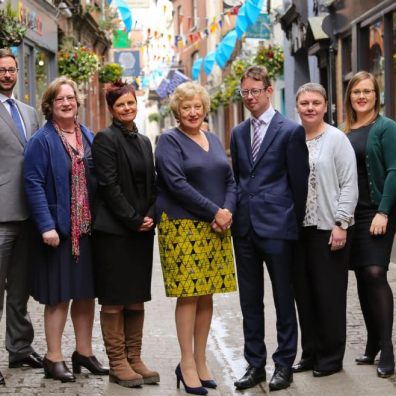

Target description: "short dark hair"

left=240, top=65, right=271, bottom=88
left=104, top=80, right=136, bottom=109
left=0, top=48, right=18, bottom=67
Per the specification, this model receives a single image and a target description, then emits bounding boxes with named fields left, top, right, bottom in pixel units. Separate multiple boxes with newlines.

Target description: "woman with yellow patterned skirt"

left=155, top=82, right=237, bottom=395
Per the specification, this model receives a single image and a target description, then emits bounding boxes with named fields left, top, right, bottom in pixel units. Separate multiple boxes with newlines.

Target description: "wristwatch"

left=335, top=220, right=349, bottom=230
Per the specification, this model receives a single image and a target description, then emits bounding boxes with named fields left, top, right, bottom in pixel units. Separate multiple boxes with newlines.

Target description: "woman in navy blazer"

left=24, top=77, right=108, bottom=382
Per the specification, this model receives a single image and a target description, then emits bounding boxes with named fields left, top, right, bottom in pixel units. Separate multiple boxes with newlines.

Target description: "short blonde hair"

left=41, top=76, right=84, bottom=120
left=169, top=82, right=210, bottom=118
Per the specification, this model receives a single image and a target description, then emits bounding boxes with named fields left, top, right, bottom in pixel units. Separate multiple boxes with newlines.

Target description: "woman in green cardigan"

left=345, top=71, right=396, bottom=378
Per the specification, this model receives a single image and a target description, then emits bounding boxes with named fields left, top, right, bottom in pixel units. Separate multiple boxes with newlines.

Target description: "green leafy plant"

left=148, top=113, right=160, bottom=123
left=253, top=44, right=284, bottom=79
left=98, top=63, right=123, bottom=83
left=0, top=0, right=27, bottom=47
left=98, top=7, right=119, bottom=35
left=210, top=58, right=251, bottom=112
left=58, top=44, right=99, bottom=84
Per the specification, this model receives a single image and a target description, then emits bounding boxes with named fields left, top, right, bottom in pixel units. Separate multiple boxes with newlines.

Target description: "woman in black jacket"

left=91, top=81, right=158, bottom=388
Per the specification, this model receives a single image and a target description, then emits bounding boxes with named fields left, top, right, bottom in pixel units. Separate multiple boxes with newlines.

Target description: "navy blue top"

left=155, top=127, right=236, bottom=222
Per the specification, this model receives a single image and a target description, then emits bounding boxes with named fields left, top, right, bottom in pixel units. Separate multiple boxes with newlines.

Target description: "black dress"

left=92, top=122, right=156, bottom=305
left=348, top=125, right=396, bottom=269
left=30, top=135, right=96, bottom=305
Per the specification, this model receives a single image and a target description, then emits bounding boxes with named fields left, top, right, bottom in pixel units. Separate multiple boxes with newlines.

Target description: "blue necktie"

left=6, top=98, right=27, bottom=144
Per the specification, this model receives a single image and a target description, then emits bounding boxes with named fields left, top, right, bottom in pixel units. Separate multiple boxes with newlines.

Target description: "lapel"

left=111, top=124, right=149, bottom=191
left=0, top=100, right=24, bottom=147
left=241, top=119, right=254, bottom=168
left=15, top=100, right=32, bottom=141
left=136, top=134, right=154, bottom=198
left=253, top=111, right=283, bottom=168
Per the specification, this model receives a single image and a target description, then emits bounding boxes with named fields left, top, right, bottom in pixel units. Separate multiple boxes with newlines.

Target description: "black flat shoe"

left=9, top=352, right=43, bottom=368
left=200, top=378, right=217, bottom=388
left=377, top=347, right=395, bottom=378
left=292, top=359, right=313, bottom=373
left=355, top=355, right=375, bottom=365
left=269, top=366, right=293, bottom=391
left=234, top=365, right=266, bottom=390
left=43, top=357, right=76, bottom=383
left=71, top=351, right=109, bottom=375
left=377, top=366, right=395, bottom=378
left=0, top=370, right=5, bottom=386
left=313, top=367, right=342, bottom=377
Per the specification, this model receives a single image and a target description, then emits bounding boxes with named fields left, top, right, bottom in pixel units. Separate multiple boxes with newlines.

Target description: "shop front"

left=332, top=0, right=396, bottom=123
left=12, top=0, right=57, bottom=120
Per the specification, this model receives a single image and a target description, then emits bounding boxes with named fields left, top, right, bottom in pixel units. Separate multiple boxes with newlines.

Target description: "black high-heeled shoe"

left=200, top=378, right=217, bottom=389
left=71, top=351, right=109, bottom=375
left=43, top=357, right=76, bottom=383
left=175, top=364, right=208, bottom=395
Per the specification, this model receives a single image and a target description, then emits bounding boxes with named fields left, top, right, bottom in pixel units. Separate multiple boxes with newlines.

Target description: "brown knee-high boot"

left=100, top=311, right=143, bottom=387
left=124, top=310, right=160, bottom=384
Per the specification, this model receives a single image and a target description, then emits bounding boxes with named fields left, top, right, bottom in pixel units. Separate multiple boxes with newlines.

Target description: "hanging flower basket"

left=98, top=63, right=123, bottom=83
left=58, top=45, right=99, bottom=85
left=0, top=1, right=27, bottom=48
left=253, top=45, right=284, bottom=79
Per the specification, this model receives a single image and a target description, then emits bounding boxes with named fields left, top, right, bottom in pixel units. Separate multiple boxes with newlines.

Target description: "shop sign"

left=113, top=50, right=141, bottom=77
left=18, top=0, right=43, bottom=35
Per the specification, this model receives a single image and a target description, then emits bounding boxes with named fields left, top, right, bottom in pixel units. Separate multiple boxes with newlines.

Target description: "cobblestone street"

left=0, top=240, right=395, bottom=395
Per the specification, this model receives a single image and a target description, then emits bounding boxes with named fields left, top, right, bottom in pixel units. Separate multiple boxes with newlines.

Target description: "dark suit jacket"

left=91, top=123, right=156, bottom=236
left=230, top=111, right=309, bottom=240
left=23, top=121, right=94, bottom=236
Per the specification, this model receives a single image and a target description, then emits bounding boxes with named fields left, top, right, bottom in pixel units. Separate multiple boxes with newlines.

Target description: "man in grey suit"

left=0, top=48, right=42, bottom=386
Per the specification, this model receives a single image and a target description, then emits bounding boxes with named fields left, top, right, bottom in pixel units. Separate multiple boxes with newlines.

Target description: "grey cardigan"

left=306, top=124, right=358, bottom=230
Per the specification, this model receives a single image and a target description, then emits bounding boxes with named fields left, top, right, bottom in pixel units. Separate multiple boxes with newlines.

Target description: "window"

left=368, top=18, right=385, bottom=113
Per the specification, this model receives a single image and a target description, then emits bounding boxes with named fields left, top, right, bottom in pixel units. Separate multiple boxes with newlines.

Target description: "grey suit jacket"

left=0, top=99, right=39, bottom=221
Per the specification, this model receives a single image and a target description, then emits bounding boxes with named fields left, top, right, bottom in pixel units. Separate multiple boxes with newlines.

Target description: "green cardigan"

left=366, top=115, right=396, bottom=214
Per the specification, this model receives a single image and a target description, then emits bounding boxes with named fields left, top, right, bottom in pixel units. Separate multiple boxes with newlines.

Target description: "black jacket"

left=92, top=123, right=156, bottom=236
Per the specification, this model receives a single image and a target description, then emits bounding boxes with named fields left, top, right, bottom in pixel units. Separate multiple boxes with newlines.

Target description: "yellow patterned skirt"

left=158, top=213, right=237, bottom=297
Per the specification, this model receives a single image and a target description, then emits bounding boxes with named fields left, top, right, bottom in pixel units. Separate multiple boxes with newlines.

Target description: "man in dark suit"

left=231, top=65, right=309, bottom=391
left=0, top=48, right=42, bottom=386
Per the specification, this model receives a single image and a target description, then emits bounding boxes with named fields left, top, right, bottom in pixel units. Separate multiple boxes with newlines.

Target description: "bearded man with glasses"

left=231, top=65, right=309, bottom=391
left=0, top=48, right=42, bottom=386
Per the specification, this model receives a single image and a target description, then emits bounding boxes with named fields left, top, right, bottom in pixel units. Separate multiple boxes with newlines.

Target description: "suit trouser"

left=292, top=227, right=351, bottom=371
left=0, top=221, right=34, bottom=362
left=234, top=229, right=297, bottom=369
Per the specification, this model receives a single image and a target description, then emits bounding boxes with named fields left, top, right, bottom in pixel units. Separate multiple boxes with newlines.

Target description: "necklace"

left=60, top=128, right=75, bottom=134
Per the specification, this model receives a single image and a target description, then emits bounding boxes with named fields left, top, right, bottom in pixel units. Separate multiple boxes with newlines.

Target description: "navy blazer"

left=230, top=111, right=309, bottom=240
left=23, top=121, right=94, bottom=236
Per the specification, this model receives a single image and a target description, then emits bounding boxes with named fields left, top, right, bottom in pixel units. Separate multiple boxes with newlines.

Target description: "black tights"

left=355, top=266, right=394, bottom=362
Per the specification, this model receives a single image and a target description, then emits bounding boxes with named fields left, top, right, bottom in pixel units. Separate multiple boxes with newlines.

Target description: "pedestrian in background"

left=231, top=65, right=309, bottom=391
left=344, top=71, right=396, bottom=378
left=92, top=81, right=158, bottom=388
left=23, top=77, right=108, bottom=382
left=0, top=48, right=42, bottom=386
left=292, top=83, right=358, bottom=377
left=155, top=82, right=237, bottom=395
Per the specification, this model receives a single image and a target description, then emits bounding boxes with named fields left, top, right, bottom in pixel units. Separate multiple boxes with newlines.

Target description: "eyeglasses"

left=54, top=95, right=76, bottom=103
left=0, top=67, right=18, bottom=76
left=351, top=89, right=375, bottom=97
left=238, top=88, right=267, bottom=97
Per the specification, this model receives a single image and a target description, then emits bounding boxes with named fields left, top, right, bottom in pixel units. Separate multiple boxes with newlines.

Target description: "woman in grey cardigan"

left=292, top=83, right=358, bottom=377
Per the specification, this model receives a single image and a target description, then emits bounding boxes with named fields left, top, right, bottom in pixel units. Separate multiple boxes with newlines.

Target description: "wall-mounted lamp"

left=56, top=2, right=73, bottom=18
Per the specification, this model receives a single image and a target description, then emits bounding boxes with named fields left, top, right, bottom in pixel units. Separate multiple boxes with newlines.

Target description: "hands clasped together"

left=211, top=208, right=233, bottom=233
